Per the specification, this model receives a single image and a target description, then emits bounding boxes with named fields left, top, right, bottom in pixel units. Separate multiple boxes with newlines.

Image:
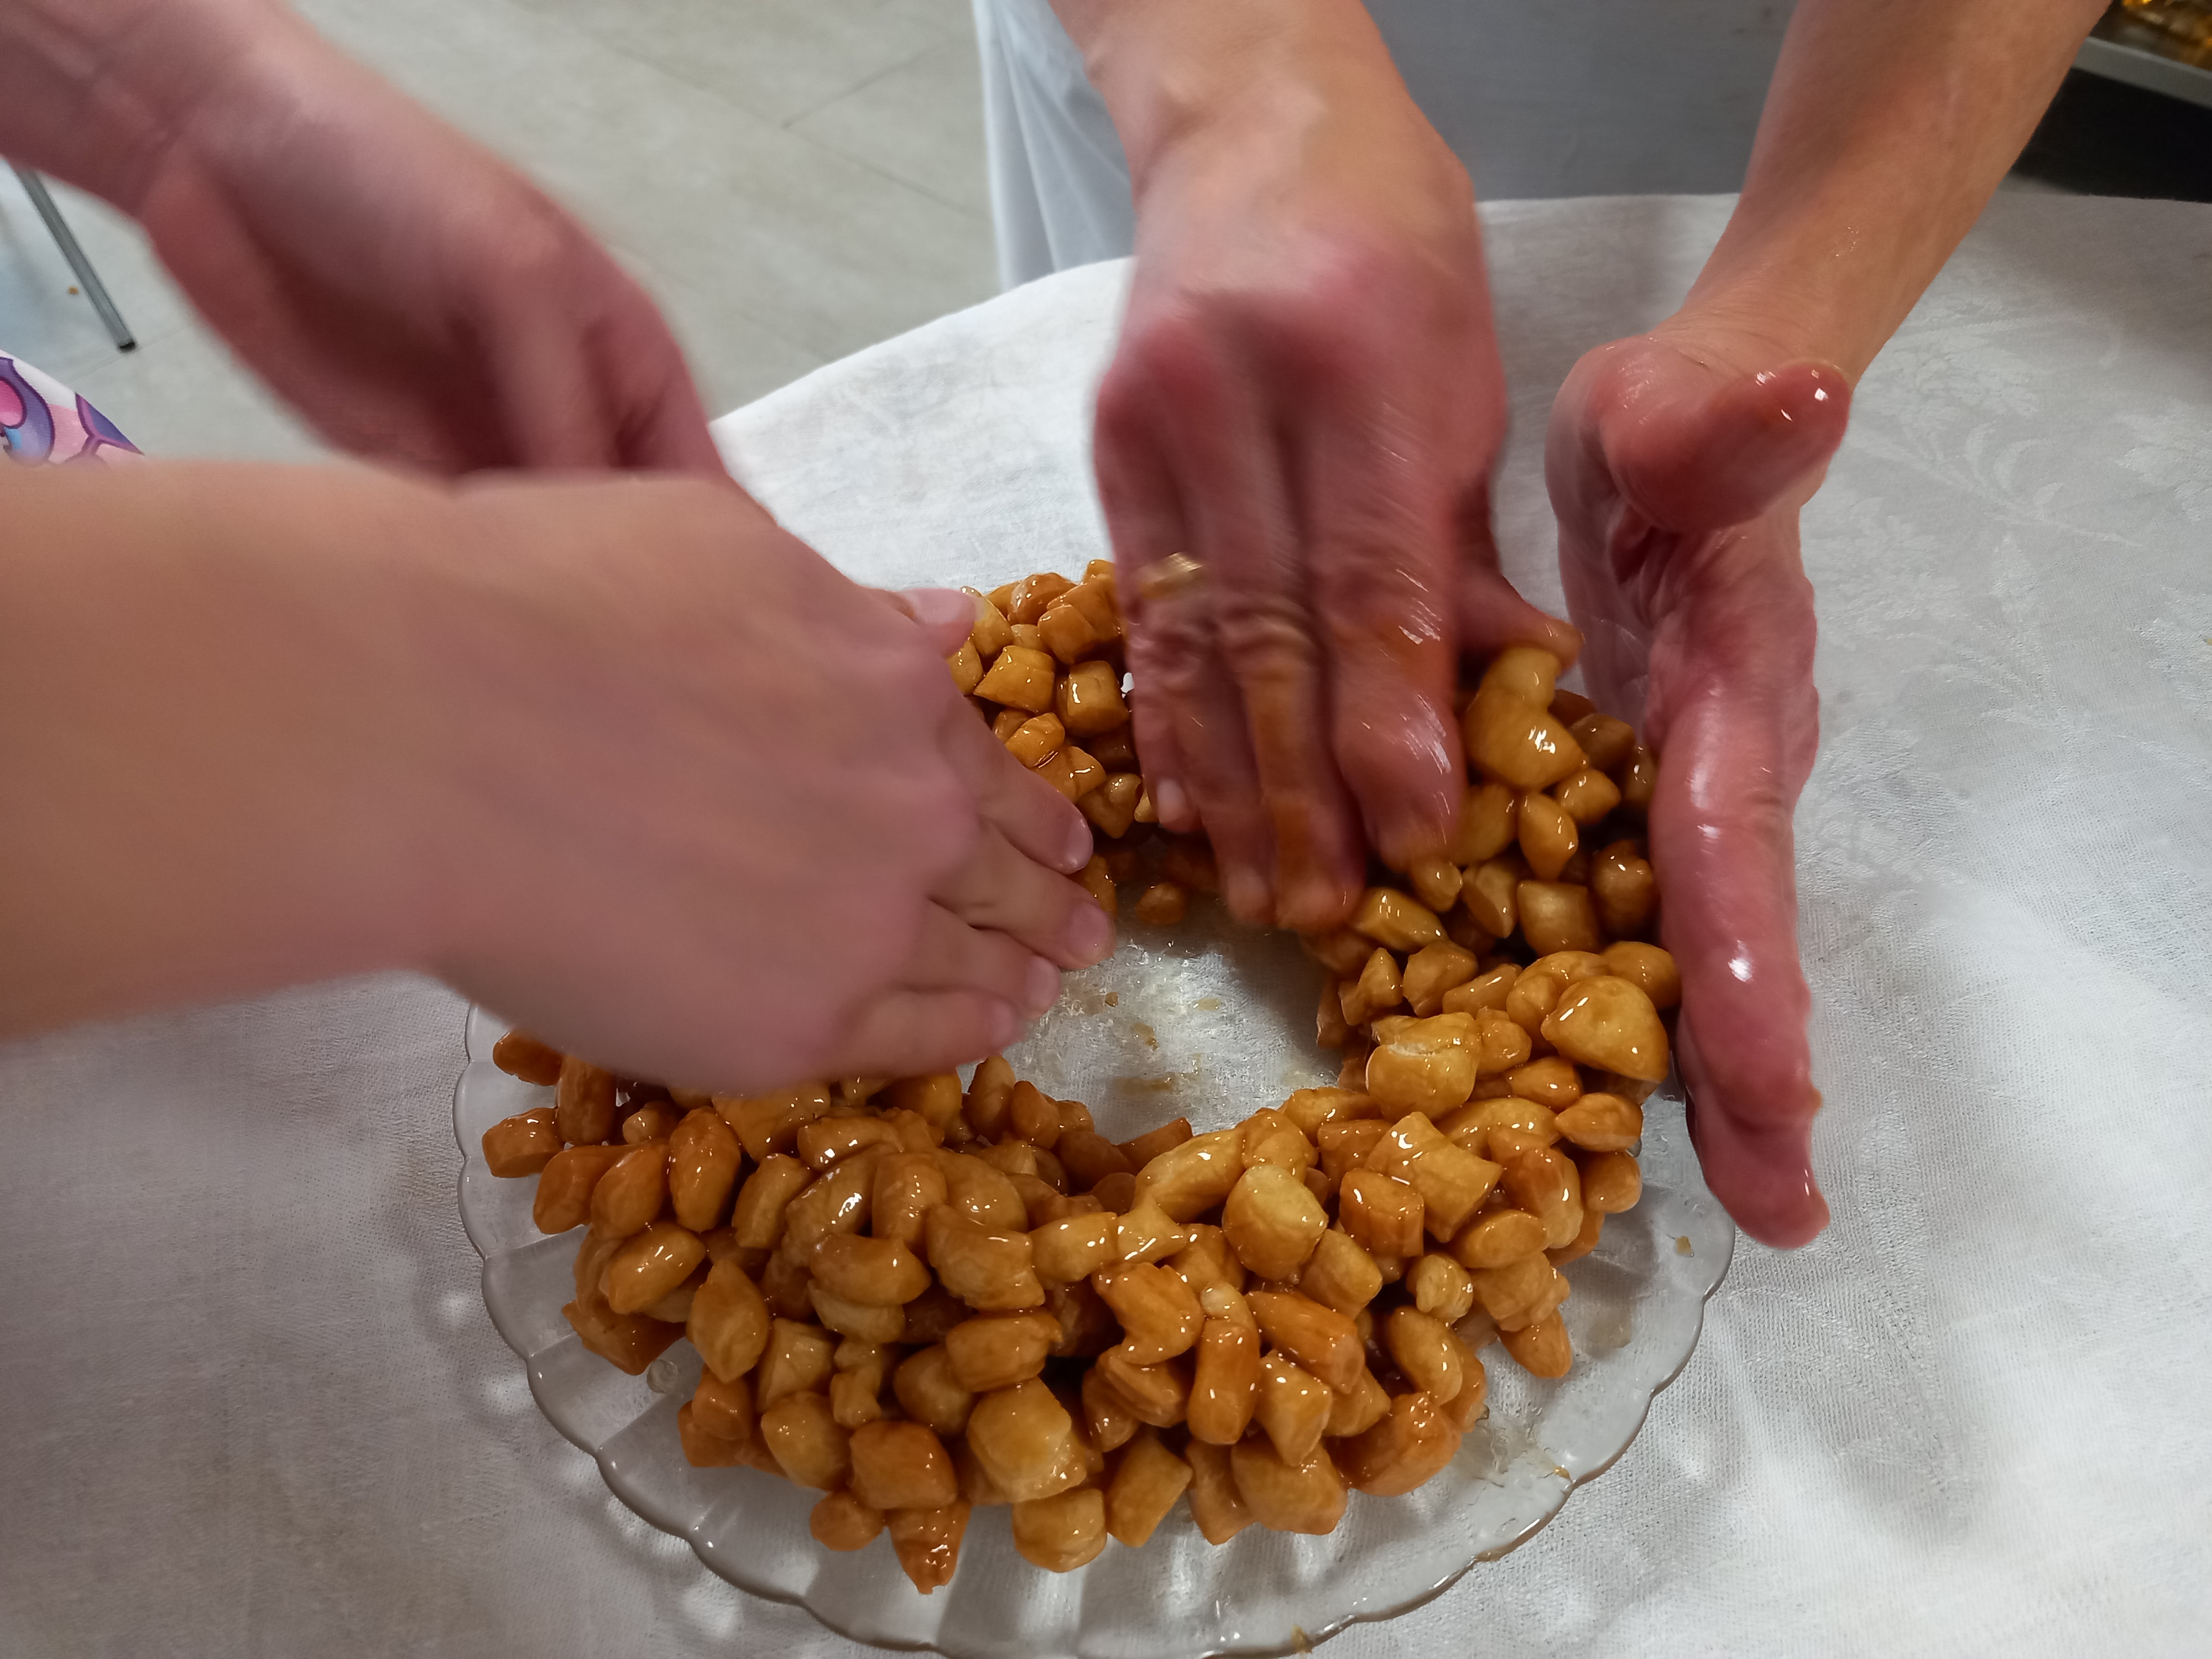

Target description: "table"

left=2, top=192, right=2206, bottom=1658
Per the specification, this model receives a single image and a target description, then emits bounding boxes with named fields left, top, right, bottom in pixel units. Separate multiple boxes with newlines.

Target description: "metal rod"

left=11, top=165, right=135, bottom=351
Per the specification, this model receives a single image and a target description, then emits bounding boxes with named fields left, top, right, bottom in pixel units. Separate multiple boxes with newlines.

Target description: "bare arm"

left=0, top=461, right=463, bottom=1031
left=1684, top=0, right=2109, bottom=377
left=0, top=463, right=1105, bottom=1082
left=1047, top=0, right=1401, bottom=189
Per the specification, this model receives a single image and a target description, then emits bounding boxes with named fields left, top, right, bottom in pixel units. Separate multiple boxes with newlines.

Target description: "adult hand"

left=1087, top=17, right=1571, bottom=932
left=126, top=2, right=718, bottom=473
left=1545, top=324, right=1851, bottom=1246
left=0, top=463, right=1106, bottom=1088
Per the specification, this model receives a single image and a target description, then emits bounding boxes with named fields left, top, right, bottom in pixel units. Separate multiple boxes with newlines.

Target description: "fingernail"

left=902, top=587, right=973, bottom=633
left=987, top=999, right=1021, bottom=1050
left=1223, top=865, right=1271, bottom=926
left=1065, top=898, right=1115, bottom=966
left=1156, top=778, right=1192, bottom=829
left=1378, top=798, right=1455, bottom=875
left=1280, top=875, right=1354, bottom=933
left=1064, top=816, right=1097, bottom=874
left=1023, top=954, right=1062, bottom=1018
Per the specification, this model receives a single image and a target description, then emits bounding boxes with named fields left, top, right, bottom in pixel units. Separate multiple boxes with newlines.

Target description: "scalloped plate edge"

left=452, top=1007, right=1736, bottom=1659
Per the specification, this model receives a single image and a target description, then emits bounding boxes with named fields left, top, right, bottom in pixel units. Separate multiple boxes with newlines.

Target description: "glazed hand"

left=1531, top=0, right=2113, bottom=1243
left=1091, top=36, right=1571, bottom=931
left=121, top=3, right=718, bottom=473
left=1546, top=325, right=1851, bottom=1246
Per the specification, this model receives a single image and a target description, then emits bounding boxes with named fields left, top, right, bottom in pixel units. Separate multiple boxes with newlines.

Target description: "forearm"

left=1046, top=0, right=1412, bottom=189
left=0, top=0, right=309, bottom=209
left=1684, top=0, right=2105, bottom=377
left=0, top=463, right=450, bottom=1035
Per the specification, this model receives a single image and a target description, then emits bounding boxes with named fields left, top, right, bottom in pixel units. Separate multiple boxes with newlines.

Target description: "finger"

left=1301, top=388, right=1463, bottom=877
left=478, top=226, right=722, bottom=474
left=940, top=698, right=1092, bottom=874
left=1453, top=484, right=1585, bottom=668
left=1605, top=359, right=1851, bottom=533
left=1679, top=1019, right=1826, bottom=1248
left=1129, top=570, right=1276, bottom=922
left=1092, top=373, right=1199, bottom=836
left=617, top=363, right=724, bottom=475
left=1147, top=351, right=1362, bottom=931
left=830, top=989, right=1026, bottom=1081
left=933, top=820, right=1115, bottom=970
left=595, top=284, right=724, bottom=475
left=869, top=585, right=985, bottom=667
left=478, top=278, right=626, bottom=471
left=1125, top=679, right=1192, bottom=833
left=899, top=588, right=979, bottom=656
left=898, top=902, right=1062, bottom=1018
left=1103, top=352, right=1281, bottom=924
left=1645, top=563, right=1828, bottom=1247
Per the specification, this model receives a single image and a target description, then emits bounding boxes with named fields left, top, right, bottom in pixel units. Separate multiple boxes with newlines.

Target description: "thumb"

left=1605, top=359, right=1851, bottom=533
left=899, top=587, right=982, bottom=656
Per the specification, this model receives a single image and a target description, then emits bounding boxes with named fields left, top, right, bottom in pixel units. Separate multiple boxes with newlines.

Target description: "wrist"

left=1672, top=0, right=2106, bottom=388
left=1648, top=292, right=1847, bottom=382
left=180, top=463, right=463, bottom=987
left=1065, top=0, right=1408, bottom=192
left=0, top=0, right=305, bottom=211
left=1673, top=247, right=1894, bottom=387
left=316, top=478, right=495, bottom=985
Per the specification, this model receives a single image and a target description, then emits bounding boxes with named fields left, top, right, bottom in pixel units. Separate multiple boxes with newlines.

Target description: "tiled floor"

left=0, top=0, right=996, bottom=460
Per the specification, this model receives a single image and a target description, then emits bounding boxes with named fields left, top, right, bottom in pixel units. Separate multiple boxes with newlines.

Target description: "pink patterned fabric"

left=0, top=353, right=139, bottom=465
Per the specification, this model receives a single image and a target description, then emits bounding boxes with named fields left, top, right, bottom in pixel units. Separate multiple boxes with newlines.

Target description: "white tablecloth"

left=3, top=193, right=2207, bottom=1658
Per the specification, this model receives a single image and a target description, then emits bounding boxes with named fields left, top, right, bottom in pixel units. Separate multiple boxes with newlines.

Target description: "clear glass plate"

left=453, top=911, right=1734, bottom=1658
